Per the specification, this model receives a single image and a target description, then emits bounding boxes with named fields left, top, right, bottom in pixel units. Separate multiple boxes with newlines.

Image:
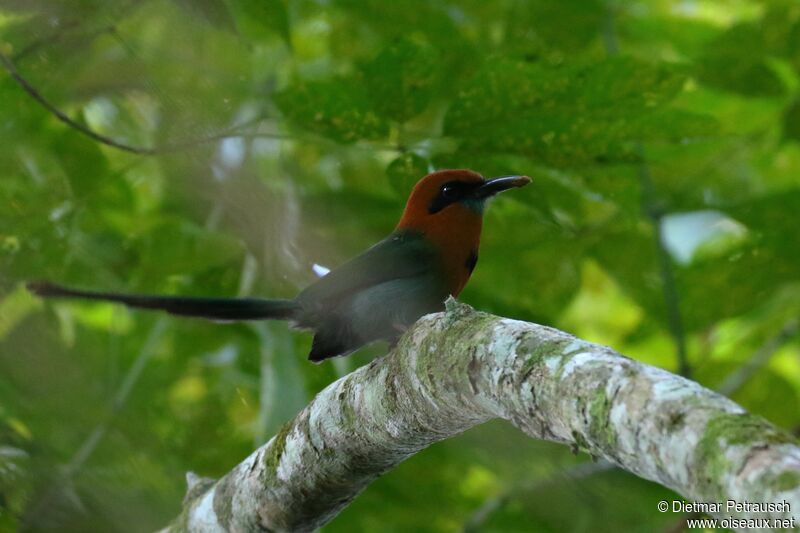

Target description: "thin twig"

left=22, top=316, right=168, bottom=529
left=0, top=50, right=297, bottom=155
left=602, top=10, right=691, bottom=378
left=63, top=317, right=168, bottom=476
left=638, top=148, right=691, bottom=378
left=14, top=1, right=139, bottom=64
left=13, top=24, right=115, bottom=63
left=462, top=460, right=614, bottom=532
left=45, top=200, right=224, bottom=490
left=0, top=50, right=158, bottom=154
left=2, top=48, right=405, bottom=156
left=717, top=319, right=799, bottom=397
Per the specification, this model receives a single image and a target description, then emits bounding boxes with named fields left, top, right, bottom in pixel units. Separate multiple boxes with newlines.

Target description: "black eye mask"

left=428, top=180, right=482, bottom=214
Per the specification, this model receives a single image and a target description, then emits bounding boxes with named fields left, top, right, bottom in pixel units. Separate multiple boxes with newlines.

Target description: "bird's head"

left=396, top=169, right=530, bottom=231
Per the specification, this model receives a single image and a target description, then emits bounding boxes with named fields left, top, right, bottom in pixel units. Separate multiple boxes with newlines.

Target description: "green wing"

left=296, top=229, right=439, bottom=307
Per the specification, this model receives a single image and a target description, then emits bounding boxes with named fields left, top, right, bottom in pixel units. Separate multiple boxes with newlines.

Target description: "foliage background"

left=1, top=0, right=799, bottom=531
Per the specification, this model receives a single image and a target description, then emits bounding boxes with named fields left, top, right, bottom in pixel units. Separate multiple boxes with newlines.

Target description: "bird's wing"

left=296, top=229, right=439, bottom=307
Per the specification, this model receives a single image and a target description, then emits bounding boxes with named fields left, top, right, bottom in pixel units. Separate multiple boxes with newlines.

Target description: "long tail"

left=26, top=281, right=299, bottom=321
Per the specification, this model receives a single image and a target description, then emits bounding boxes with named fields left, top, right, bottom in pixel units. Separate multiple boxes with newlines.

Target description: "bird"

left=27, top=169, right=530, bottom=362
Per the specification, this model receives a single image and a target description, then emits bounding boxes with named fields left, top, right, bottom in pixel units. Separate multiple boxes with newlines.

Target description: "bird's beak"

left=473, top=175, right=531, bottom=199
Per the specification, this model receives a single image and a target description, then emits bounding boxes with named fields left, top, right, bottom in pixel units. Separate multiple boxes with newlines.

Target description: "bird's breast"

left=396, top=203, right=484, bottom=298
left=426, top=218, right=482, bottom=297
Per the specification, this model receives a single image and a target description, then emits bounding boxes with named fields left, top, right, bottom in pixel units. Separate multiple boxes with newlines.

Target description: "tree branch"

left=0, top=50, right=159, bottom=154
left=0, top=50, right=295, bottom=155
left=167, top=301, right=800, bottom=532
left=466, top=317, right=799, bottom=530
left=1, top=50, right=405, bottom=156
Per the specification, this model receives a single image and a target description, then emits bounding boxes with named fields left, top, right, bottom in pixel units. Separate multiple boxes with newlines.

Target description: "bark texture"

left=170, top=301, right=800, bottom=532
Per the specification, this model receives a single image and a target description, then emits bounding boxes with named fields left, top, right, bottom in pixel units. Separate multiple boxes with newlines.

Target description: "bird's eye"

left=441, top=184, right=458, bottom=200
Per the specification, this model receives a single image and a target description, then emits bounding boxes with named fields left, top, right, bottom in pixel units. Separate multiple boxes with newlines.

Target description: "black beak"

left=473, top=175, right=531, bottom=199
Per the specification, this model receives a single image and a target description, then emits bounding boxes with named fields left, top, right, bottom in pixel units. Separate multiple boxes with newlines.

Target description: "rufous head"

left=396, top=169, right=530, bottom=229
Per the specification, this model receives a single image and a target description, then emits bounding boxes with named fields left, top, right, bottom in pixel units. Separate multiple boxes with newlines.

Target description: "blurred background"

left=1, top=0, right=799, bottom=531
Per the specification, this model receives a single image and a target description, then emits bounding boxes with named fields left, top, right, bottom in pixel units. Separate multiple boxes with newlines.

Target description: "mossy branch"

left=166, top=302, right=800, bottom=532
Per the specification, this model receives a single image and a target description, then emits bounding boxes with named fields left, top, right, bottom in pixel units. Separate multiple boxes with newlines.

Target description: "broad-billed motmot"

left=28, top=169, right=530, bottom=362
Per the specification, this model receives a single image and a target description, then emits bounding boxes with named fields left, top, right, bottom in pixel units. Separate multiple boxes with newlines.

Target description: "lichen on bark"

left=169, top=302, right=800, bottom=532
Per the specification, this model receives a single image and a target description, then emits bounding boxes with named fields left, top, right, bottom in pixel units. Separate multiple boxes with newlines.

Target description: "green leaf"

left=783, top=100, right=800, bottom=142
left=507, top=0, right=605, bottom=52
left=725, top=189, right=800, bottom=265
left=696, top=23, right=784, bottom=97
left=386, top=153, right=429, bottom=196
left=670, top=192, right=800, bottom=329
left=136, top=217, right=245, bottom=278
left=275, top=79, right=389, bottom=143
left=50, top=131, right=109, bottom=196
left=172, top=0, right=238, bottom=32
left=230, top=0, right=291, bottom=46
left=588, top=224, right=665, bottom=325
left=696, top=362, right=800, bottom=429
left=362, top=37, right=440, bottom=122
left=444, top=57, right=692, bottom=165
left=677, top=246, right=792, bottom=330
